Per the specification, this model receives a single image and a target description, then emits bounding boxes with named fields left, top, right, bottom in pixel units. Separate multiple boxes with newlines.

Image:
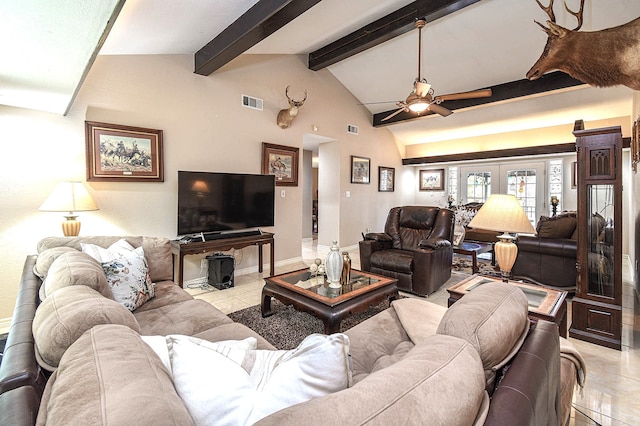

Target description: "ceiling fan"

left=380, top=19, right=492, bottom=122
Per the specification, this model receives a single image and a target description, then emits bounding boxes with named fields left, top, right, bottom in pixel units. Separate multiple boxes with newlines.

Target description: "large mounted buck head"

left=526, top=0, right=640, bottom=90
left=277, top=86, right=307, bottom=129
left=526, top=0, right=585, bottom=81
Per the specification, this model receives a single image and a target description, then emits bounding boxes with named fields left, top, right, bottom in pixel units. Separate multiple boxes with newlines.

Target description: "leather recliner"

left=359, top=206, right=455, bottom=296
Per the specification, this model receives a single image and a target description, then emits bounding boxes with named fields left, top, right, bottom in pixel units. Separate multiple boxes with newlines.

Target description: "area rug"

left=452, top=254, right=496, bottom=275
left=228, top=298, right=393, bottom=350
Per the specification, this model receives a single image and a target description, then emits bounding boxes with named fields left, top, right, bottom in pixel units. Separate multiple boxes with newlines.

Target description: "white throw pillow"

left=101, top=247, right=154, bottom=311
left=141, top=335, right=258, bottom=378
left=147, top=333, right=352, bottom=426
left=81, top=239, right=136, bottom=263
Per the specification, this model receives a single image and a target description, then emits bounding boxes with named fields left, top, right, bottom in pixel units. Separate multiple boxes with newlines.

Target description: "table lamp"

left=467, top=194, right=535, bottom=281
left=39, top=182, right=99, bottom=236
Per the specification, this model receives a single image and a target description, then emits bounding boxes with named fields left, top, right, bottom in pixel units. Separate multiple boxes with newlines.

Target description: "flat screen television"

left=177, top=171, right=275, bottom=236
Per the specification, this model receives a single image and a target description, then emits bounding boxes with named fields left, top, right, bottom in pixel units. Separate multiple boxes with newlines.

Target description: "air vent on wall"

left=241, top=95, right=263, bottom=111
left=347, top=124, right=359, bottom=135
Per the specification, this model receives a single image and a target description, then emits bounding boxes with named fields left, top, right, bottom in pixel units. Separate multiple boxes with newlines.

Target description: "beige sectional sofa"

left=0, top=236, right=582, bottom=425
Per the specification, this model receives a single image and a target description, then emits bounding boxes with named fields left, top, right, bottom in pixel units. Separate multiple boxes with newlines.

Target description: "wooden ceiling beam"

left=403, top=137, right=631, bottom=165
left=308, top=0, right=481, bottom=71
left=194, top=0, right=321, bottom=76
left=373, top=71, right=588, bottom=127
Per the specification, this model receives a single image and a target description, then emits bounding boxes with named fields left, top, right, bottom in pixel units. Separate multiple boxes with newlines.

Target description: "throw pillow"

left=147, top=333, right=352, bottom=425
left=101, top=247, right=154, bottom=311
left=140, top=335, right=258, bottom=377
left=535, top=212, right=577, bottom=239
left=81, top=239, right=136, bottom=263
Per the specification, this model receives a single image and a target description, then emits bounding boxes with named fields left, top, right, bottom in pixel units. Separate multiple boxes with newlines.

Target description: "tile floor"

left=188, top=238, right=640, bottom=426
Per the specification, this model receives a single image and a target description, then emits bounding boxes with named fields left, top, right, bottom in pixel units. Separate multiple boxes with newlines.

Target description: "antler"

left=535, top=0, right=556, bottom=23
left=534, top=0, right=584, bottom=32
left=564, top=0, right=585, bottom=31
left=285, top=85, right=291, bottom=101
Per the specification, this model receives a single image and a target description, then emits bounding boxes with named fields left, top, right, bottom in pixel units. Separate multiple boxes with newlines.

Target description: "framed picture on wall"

left=419, top=169, right=444, bottom=191
left=261, top=142, right=299, bottom=186
left=85, top=121, right=164, bottom=182
left=351, top=155, right=370, bottom=184
left=378, top=166, right=395, bottom=192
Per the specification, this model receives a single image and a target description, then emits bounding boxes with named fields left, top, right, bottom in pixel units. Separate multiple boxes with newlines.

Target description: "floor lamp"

left=39, top=182, right=99, bottom=236
left=467, top=194, right=535, bottom=281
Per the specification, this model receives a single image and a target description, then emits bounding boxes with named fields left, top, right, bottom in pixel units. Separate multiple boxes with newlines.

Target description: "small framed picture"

left=419, top=169, right=444, bottom=191
left=85, top=121, right=164, bottom=182
left=571, top=161, right=578, bottom=188
left=261, top=142, right=299, bottom=186
left=378, top=166, right=395, bottom=192
left=351, top=155, right=370, bottom=184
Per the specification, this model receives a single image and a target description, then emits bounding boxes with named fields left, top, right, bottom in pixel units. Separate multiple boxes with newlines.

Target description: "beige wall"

left=0, top=53, right=405, bottom=320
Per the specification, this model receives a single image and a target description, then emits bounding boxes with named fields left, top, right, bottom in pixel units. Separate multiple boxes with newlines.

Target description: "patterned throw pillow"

left=101, top=247, right=154, bottom=311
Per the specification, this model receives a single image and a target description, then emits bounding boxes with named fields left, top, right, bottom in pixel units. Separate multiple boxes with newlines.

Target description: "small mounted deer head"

left=526, top=0, right=640, bottom=90
left=277, top=86, right=307, bottom=129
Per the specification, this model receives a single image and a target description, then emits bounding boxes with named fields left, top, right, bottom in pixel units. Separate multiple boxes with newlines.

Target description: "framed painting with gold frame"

left=261, top=142, right=299, bottom=186
left=85, top=121, right=164, bottom=182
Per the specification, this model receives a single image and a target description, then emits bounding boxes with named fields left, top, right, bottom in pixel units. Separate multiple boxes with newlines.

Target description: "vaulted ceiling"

left=2, top=0, right=638, bottom=147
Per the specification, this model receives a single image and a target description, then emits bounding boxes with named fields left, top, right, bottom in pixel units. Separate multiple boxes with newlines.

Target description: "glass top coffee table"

left=453, top=241, right=494, bottom=274
left=447, top=274, right=568, bottom=337
left=261, top=268, right=398, bottom=334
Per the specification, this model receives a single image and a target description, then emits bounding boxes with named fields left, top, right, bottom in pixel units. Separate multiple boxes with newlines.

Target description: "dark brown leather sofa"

left=512, top=212, right=578, bottom=291
left=359, top=206, right=455, bottom=296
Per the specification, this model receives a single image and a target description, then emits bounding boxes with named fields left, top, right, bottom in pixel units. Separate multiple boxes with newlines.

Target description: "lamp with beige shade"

left=39, top=181, right=99, bottom=236
left=467, top=194, right=535, bottom=281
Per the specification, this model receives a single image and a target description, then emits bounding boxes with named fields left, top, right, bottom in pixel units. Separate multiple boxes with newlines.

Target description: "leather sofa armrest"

left=484, top=320, right=562, bottom=426
left=359, top=239, right=391, bottom=272
left=364, top=232, right=392, bottom=242
left=418, top=237, right=451, bottom=250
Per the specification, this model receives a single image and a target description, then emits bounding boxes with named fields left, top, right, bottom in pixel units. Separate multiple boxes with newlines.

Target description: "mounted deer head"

left=277, top=86, right=307, bottom=129
left=526, top=0, right=640, bottom=90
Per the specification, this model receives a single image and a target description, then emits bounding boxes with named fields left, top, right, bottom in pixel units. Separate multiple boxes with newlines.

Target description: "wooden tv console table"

left=170, top=232, right=275, bottom=287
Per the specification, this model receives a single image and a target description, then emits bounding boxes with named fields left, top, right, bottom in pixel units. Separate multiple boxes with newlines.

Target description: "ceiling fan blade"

left=357, top=101, right=401, bottom=106
left=428, top=103, right=453, bottom=117
left=435, top=88, right=492, bottom=102
left=381, top=107, right=407, bottom=121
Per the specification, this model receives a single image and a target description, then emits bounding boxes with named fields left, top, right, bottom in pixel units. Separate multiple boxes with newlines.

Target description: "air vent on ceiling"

left=347, top=124, right=359, bottom=135
left=241, top=95, right=263, bottom=111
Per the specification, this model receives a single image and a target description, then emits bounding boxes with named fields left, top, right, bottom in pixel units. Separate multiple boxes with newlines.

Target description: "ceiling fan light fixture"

left=408, top=101, right=429, bottom=113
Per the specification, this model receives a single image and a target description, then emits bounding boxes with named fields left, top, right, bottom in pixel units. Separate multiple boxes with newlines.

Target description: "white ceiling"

left=3, top=0, right=639, bottom=147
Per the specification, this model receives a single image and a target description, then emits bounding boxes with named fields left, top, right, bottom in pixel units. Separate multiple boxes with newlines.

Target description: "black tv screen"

left=177, top=171, right=275, bottom=236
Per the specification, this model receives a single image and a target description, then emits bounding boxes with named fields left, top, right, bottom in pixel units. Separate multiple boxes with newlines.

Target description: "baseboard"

left=235, top=256, right=304, bottom=276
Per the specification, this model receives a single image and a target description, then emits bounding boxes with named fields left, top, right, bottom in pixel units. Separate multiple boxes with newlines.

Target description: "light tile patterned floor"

left=190, top=238, right=640, bottom=426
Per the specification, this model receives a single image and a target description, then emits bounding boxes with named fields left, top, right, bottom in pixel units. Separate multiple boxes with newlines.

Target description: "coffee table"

left=261, top=268, right=398, bottom=334
left=447, top=274, right=568, bottom=337
left=453, top=241, right=494, bottom=273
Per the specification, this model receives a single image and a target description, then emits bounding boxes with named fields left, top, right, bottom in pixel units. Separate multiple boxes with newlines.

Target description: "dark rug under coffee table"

left=228, top=298, right=393, bottom=350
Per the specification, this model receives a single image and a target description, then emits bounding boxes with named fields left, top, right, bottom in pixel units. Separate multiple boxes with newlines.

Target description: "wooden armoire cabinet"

left=569, top=125, right=622, bottom=350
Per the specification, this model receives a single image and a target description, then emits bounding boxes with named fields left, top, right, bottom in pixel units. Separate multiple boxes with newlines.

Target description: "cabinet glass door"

left=586, top=184, right=615, bottom=298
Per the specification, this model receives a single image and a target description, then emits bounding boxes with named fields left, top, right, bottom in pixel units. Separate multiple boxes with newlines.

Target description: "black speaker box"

left=206, top=254, right=235, bottom=290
